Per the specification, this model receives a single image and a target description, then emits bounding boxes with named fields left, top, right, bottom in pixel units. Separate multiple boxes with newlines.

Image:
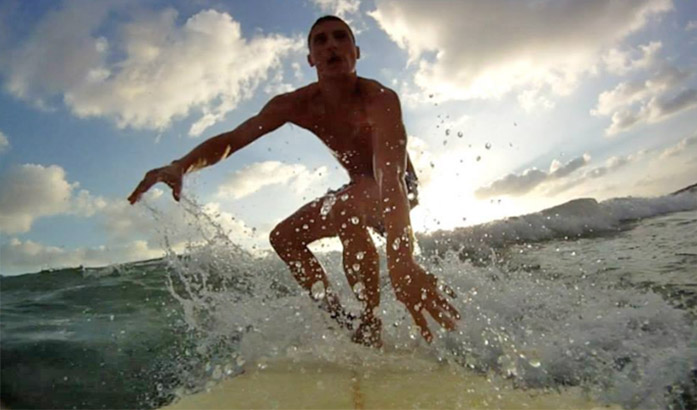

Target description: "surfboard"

left=162, top=354, right=618, bottom=410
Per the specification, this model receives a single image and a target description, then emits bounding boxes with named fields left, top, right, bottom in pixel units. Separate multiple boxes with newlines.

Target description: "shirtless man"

left=128, top=16, right=459, bottom=347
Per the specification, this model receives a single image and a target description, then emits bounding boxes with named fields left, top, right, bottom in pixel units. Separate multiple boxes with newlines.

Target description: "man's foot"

left=317, top=294, right=357, bottom=330
left=351, top=315, right=382, bottom=348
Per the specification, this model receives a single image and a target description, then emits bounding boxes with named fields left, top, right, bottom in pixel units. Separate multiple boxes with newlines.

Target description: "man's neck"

left=318, top=73, right=359, bottom=107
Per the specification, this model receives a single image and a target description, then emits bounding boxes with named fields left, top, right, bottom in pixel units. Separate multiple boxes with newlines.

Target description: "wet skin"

left=128, top=20, right=459, bottom=347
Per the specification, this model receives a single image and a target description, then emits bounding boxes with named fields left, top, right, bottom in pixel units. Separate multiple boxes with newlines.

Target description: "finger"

left=172, top=180, right=182, bottom=202
left=438, top=297, right=461, bottom=321
left=128, top=180, right=151, bottom=204
left=407, top=305, right=433, bottom=343
left=426, top=294, right=459, bottom=329
left=442, top=283, right=457, bottom=299
left=127, top=191, right=139, bottom=205
left=426, top=302, right=457, bottom=331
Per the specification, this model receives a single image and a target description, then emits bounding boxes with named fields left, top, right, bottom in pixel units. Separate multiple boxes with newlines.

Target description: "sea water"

left=1, top=193, right=696, bottom=409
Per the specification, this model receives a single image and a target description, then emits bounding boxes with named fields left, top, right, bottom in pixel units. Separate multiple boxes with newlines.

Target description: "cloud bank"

left=0, top=130, right=8, bottom=153
left=369, top=0, right=672, bottom=106
left=0, top=164, right=105, bottom=234
left=475, top=154, right=591, bottom=199
left=1, top=238, right=163, bottom=275
left=217, top=161, right=328, bottom=199
left=592, top=66, right=697, bottom=135
left=4, top=2, right=302, bottom=136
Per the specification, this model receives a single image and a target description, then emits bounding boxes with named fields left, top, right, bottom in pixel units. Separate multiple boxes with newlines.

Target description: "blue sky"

left=1, top=0, right=696, bottom=275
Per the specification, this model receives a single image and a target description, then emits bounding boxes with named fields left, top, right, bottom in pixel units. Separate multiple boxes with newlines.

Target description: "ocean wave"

left=418, top=192, right=697, bottom=260
left=159, top=242, right=697, bottom=409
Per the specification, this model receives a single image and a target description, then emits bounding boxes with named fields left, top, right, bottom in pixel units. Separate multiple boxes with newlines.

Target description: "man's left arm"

left=371, top=90, right=459, bottom=342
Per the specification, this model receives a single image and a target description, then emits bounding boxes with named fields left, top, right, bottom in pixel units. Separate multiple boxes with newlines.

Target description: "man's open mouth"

left=327, top=55, right=341, bottom=64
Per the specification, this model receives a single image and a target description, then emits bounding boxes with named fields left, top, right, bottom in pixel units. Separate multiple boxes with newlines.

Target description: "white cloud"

left=97, top=188, right=259, bottom=246
left=0, top=189, right=265, bottom=274
left=475, top=154, right=591, bottom=199
left=369, top=0, right=672, bottom=104
left=659, top=134, right=697, bottom=159
left=406, top=135, right=435, bottom=187
left=592, top=67, right=685, bottom=117
left=603, top=41, right=662, bottom=75
left=0, top=130, right=8, bottom=153
left=311, top=0, right=361, bottom=19
left=0, top=238, right=163, bottom=275
left=4, top=2, right=302, bottom=136
left=548, top=134, right=697, bottom=197
left=592, top=66, right=696, bottom=135
left=0, top=164, right=105, bottom=234
left=517, top=89, right=555, bottom=112
left=217, top=161, right=328, bottom=199
left=548, top=152, right=643, bottom=196
left=686, top=20, right=697, bottom=31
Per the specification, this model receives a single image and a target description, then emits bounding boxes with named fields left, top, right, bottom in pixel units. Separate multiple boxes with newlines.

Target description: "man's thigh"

left=324, top=177, right=382, bottom=234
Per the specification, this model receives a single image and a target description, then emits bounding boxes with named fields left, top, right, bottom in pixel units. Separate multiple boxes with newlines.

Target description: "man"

left=128, top=16, right=459, bottom=347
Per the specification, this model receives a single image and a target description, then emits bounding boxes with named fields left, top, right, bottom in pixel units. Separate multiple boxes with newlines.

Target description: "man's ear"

left=356, top=46, right=361, bottom=60
left=307, top=54, right=315, bottom=67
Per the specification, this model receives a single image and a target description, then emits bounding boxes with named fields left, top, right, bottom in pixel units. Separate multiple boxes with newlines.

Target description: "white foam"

left=419, top=192, right=697, bottom=259
left=155, top=194, right=697, bottom=408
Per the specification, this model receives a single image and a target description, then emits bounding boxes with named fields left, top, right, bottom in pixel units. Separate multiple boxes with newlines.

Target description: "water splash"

left=153, top=197, right=696, bottom=409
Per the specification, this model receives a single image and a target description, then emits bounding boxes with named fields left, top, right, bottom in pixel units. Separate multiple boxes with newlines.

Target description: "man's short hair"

left=307, top=15, right=356, bottom=50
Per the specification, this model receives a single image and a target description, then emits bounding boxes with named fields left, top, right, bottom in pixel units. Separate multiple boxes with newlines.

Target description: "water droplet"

left=311, top=281, right=326, bottom=301
left=341, top=193, right=349, bottom=201
left=356, top=251, right=365, bottom=260
left=392, top=237, right=401, bottom=250
left=302, top=224, right=309, bottom=230
left=445, top=129, right=450, bottom=136
left=457, top=131, right=463, bottom=138
left=353, top=282, right=366, bottom=300
left=476, top=156, right=481, bottom=162
left=485, top=142, right=492, bottom=149
left=352, top=263, right=361, bottom=271
left=212, top=365, right=222, bottom=379
left=320, top=195, right=337, bottom=216
left=350, top=216, right=360, bottom=225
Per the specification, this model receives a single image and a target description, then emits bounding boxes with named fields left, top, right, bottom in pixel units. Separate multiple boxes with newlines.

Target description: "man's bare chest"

left=295, top=107, right=375, bottom=158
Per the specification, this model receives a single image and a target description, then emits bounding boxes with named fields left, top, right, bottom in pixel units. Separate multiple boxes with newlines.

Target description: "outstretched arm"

left=128, top=94, right=293, bottom=204
left=371, top=89, right=459, bottom=342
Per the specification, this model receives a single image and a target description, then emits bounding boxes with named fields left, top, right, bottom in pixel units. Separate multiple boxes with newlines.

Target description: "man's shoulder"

left=358, top=78, right=399, bottom=104
left=263, top=83, right=318, bottom=117
left=271, top=83, right=318, bottom=104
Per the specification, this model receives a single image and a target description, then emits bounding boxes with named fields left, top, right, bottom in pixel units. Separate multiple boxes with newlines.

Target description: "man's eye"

left=334, top=32, right=347, bottom=40
left=313, top=35, right=327, bottom=45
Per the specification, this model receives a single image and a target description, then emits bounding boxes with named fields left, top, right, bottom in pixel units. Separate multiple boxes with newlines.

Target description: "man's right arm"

left=128, top=93, right=294, bottom=204
left=175, top=94, right=292, bottom=174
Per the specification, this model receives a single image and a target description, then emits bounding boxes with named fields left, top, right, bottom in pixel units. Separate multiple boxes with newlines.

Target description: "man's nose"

left=326, top=36, right=338, bottom=49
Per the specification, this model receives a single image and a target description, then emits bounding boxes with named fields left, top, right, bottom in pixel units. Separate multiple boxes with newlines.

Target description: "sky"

left=1, top=0, right=696, bottom=276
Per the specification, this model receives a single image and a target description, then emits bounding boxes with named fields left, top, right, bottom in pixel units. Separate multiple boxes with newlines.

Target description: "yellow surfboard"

left=162, top=355, right=618, bottom=409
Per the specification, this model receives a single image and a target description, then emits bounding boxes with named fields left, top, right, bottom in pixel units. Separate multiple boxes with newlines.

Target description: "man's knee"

left=269, top=224, right=289, bottom=252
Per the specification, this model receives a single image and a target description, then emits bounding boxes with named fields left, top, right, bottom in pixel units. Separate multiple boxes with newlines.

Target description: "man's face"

left=307, top=20, right=360, bottom=78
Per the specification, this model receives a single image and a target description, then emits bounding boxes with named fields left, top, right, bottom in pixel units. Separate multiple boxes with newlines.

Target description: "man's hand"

left=390, top=261, right=460, bottom=343
left=128, top=162, right=184, bottom=204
